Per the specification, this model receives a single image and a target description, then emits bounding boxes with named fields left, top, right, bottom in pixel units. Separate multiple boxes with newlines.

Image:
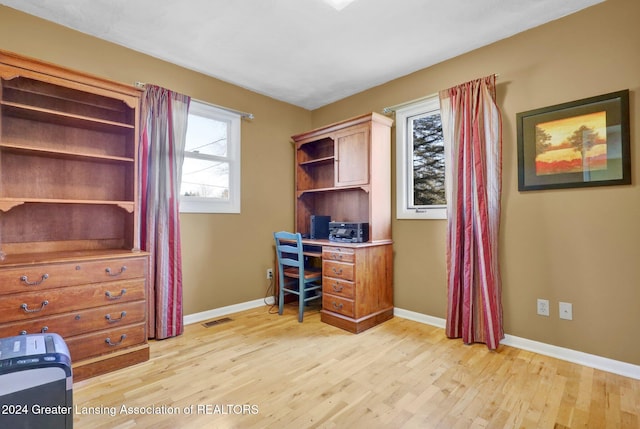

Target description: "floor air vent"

left=202, top=317, right=233, bottom=328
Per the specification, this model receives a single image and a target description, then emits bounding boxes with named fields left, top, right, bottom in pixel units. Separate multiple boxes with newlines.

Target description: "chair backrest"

left=273, top=231, right=304, bottom=270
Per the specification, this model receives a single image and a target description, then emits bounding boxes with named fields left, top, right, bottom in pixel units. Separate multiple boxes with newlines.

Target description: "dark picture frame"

left=516, top=90, right=630, bottom=191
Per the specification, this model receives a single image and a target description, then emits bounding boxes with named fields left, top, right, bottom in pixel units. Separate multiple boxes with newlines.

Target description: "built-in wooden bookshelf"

left=0, top=50, right=148, bottom=380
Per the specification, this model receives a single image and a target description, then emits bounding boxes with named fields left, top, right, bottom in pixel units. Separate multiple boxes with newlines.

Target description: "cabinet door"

left=335, top=125, right=369, bottom=186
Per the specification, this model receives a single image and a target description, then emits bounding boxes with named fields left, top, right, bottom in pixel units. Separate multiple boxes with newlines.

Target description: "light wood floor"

left=73, top=304, right=640, bottom=429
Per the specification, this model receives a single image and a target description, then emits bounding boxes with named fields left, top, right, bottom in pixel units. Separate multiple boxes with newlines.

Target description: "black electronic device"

left=328, top=222, right=369, bottom=243
left=310, top=215, right=331, bottom=239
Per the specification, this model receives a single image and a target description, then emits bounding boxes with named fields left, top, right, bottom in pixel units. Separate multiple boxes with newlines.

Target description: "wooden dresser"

left=0, top=50, right=149, bottom=380
left=292, top=113, right=394, bottom=333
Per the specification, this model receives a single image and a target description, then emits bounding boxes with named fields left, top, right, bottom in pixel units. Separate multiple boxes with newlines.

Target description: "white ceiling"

left=0, top=0, right=604, bottom=110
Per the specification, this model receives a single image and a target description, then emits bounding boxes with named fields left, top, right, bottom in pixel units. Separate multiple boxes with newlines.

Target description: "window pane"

left=181, top=157, right=229, bottom=199
left=411, top=113, right=445, bottom=206
left=185, top=114, right=228, bottom=157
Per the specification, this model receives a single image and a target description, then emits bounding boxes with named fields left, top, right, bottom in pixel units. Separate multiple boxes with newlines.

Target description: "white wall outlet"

left=559, top=302, right=573, bottom=320
left=537, top=299, right=550, bottom=316
left=266, top=268, right=274, bottom=280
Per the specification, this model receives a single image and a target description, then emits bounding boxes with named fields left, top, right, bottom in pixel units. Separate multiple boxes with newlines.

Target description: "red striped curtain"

left=439, top=75, right=504, bottom=350
left=139, top=85, right=190, bottom=339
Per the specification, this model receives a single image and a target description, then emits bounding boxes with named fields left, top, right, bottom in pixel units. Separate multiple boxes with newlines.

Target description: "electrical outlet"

left=266, top=268, right=273, bottom=280
left=537, top=299, right=550, bottom=316
left=559, top=302, right=573, bottom=320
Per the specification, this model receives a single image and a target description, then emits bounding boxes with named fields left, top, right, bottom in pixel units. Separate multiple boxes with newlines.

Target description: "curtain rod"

left=134, top=82, right=254, bottom=120
left=382, top=92, right=437, bottom=115
left=382, top=73, right=500, bottom=115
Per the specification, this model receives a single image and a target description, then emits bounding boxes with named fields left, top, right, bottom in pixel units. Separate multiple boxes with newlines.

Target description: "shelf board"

left=303, top=250, right=322, bottom=258
left=0, top=248, right=146, bottom=268
left=3, top=78, right=130, bottom=114
left=296, top=136, right=335, bottom=148
left=0, top=143, right=134, bottom=163
left=297, top=185, right=370, bottom=197
left=0, top=198, right=135, bottom=213
left=1, top=101, right=134, bottom=132
left=299, top=156, right=334, bottom=166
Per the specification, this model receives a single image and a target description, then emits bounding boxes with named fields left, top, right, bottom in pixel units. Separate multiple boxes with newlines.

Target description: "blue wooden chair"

left=273, top=231, right=322, bottom=322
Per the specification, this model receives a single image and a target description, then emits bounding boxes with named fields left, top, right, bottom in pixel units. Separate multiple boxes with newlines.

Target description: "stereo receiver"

left=328, top=222, right=369, bottom=243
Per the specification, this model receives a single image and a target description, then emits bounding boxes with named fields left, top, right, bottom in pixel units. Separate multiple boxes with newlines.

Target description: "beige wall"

left=313, top=0, right=640, bottom=365
left=1, top=0, right=638, bottom=366
left=0, top=6, right=310, bottom=316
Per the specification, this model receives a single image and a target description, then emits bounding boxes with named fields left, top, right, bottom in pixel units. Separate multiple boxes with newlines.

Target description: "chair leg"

left=278, top=275, right=285, bottom=316
left=298, top=278, right=304, bottom=323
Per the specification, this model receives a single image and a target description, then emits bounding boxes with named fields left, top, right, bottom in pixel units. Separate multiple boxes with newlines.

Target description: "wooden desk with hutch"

left=291, top=113, right=394, bottom=333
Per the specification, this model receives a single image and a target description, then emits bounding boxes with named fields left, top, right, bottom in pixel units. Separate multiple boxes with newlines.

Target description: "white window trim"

left=180, top=101, right=241, bottom=214
left=395, top=95, right=447, bottom=220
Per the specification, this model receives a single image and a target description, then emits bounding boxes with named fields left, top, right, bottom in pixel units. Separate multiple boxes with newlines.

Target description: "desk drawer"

left=323, top=260, right=354, bottom=281
left=323, top=278, right=354, bottom=299
left=0, top=257, right=146, bottom=295
left=323, top=247, right=355, bottom=263
left=0, top=279, right=145, bottom=323
left=323, top=294, right=355, bottom=318
left=66, top=322, right=147, bottom=361
left=0, top=300, right=146, bottom=338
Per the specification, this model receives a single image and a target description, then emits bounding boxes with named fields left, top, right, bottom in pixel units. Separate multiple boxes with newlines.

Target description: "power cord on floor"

left=264, top=275, right=279, bottom=314
left=264, top=273, right=322, bottom=317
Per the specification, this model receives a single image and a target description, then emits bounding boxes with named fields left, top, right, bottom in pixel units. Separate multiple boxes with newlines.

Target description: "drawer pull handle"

left=20, top=274, right=49, bottom=286
left=332, top=302, right=344, bottom=310
left=331, top=254, right=343, bottom=260
left=105, top=334, right=127, bottom=346
left=21, top=300, right=49, bottom=313
left=332, top=267, right=343, bottom=275
left=20, top=327, right=49, bottom=334
left=105, top=289, right=127, bottom=300
left=105, top=311, right=127, bottom=323
left=105, top=266, right=127, bottom=276
left=332, top=284, right=344, bottom=292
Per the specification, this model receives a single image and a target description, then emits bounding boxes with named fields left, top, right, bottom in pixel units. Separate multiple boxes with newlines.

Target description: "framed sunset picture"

left=517, top=90, right=630, bottom=191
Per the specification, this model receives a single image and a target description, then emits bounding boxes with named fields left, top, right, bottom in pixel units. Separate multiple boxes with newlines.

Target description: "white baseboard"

left=500, top=335, right=640, bottom=380
left=394, top=307, right=447, bottom=329
left=394, top=307, right=640, bottom=380
left=183, top=297, right=274, bottom=326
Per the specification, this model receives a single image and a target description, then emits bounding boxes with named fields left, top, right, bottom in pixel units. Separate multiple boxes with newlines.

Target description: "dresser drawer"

left=323, top=260, right=355, bottom=281
left=323, top=294, right=355, bottom=318
left=66, top=322, right=147, bottom=361
left=323, top=277, right=354, bottom=299
left=0, top=279, right=145, bottom=323
left=0, top=300, right=146, bottom=338
left=0, top=257, right=147, bottom=295
left=322, top=247, right=355, bottom=263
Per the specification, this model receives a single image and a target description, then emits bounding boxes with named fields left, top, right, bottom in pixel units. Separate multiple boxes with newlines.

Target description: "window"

left=180, top=101, right=241, bottom=213
left=395, top=95, right=447, bottom=219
